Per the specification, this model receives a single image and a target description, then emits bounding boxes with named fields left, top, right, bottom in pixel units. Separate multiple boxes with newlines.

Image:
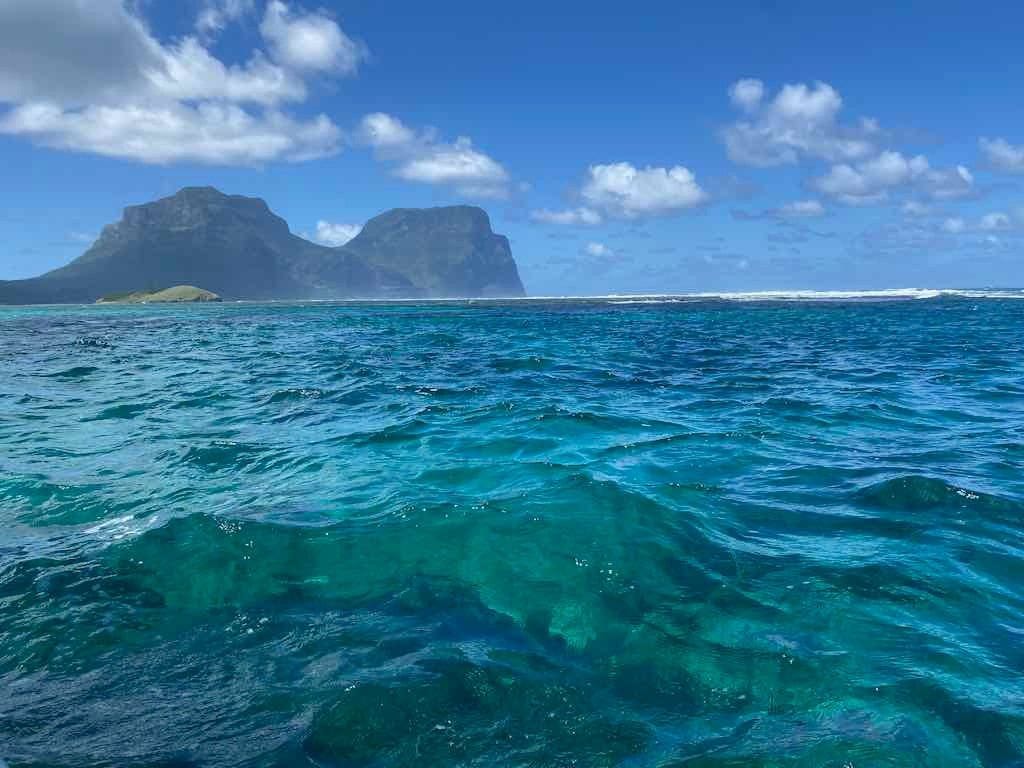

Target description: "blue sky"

left=2, top=1, right=1023, bottom=293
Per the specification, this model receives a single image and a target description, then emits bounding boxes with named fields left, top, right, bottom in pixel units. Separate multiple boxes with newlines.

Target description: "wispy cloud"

left=584, top=241, right=614, bottom=258
left=775, top=199, right=826, bottom=218
left=196, top=0, right=254, bottom=38
left=530, top=207, right=603, bottom=226
left=940, top=210, right=1023, bottom=235
left=357, top=112, right=511, bottom=198
left=731, top=199, right=827, bottom=222
left=979, top=137, right=1024, bottom=174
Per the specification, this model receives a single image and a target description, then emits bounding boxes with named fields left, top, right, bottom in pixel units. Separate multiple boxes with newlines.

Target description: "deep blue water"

left=1, top=298, right=1023, bottom=767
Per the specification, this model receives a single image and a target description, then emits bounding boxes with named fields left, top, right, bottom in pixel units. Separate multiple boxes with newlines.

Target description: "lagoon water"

left=2, top=297, right=1024, bottom=766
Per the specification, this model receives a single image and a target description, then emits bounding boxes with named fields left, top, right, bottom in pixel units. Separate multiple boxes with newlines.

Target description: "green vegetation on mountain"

left=344, top=206, right=522, bottom=298
left=0, top=187, right=525, bottom=304
left=95, top=285, right=221, bottom=304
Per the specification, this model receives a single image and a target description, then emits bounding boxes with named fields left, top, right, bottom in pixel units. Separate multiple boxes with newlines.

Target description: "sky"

left=1, top=1, right=1023, bottom=294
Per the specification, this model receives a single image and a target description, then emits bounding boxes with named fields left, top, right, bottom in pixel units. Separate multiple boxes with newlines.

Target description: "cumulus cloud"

left=721, top=79, right=878, bottom=167
left=0, top=0, right=357, bottom=165
left=310, top=220, right=362, bottom=246
left=530, top=207, right=603, bottom=226
left=722, top=77, right=981, bottom=214
left=580, top=162, right=707, bottom=218
left=531, top=163, right=707, bottom=225
left=0, top=0, right=160, bottom=106
left=811, top=151, right=974, bottom=205
left=357, top=112, right=511, bottom=198
left=260, top=1, right=366, bottom=75
left=359, top=112, right=416, bottom=148
left=979, top=137, right=1024, bottom=173
left=942, top=217, right=966, bottom=234
left=812, top=151, right=922, bottom=204
left=729, top=78, right=764, bottom=113
left=0, top=101, right=340, bottom=164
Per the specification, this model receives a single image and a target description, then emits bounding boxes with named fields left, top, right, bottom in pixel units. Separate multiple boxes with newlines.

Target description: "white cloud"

left=980, top=212, right=1012, bottom=231
left=812, top=151, right=974, bottom=205
left=777, top=199, right=825, bottom=218
left=1, top=2, right=305, bottom=108
left=197, top=0, right=254, bottom=36
left=260, top=1, right=366, bottom=75
left=584, top=242, right=613, bottom=258
left=580, top=162, right=706, bottom=218
left=0, top=101, right=340, bottom=164
left=357, top=112, right=511, bottom=198
left=311, top=220, right=362, bottom=246
left=902, top=201, right=931, bottom=216
left=723, top=76, right=979, bottom=214
left=729, top=78, right=764, bottom=113
left=0, top=1, right=303, bottom=107
left=722, top=80, right=877, bottom=167
left=0, top=0, right=356, bottom=166
left=530, top=207, right=602, bottom=226
left=932, top=211, right=1023, bottom=238
left=359, top=112, right=416, bottom=148
left=0, top=0, right=159, bottom=106
left=918, top=164, right=974, bottom=200
left=979, top=137, right=1024, bottom=174
left=149, top=37, right=306, bottom=107
left=397, top=137, right=508, bottom=190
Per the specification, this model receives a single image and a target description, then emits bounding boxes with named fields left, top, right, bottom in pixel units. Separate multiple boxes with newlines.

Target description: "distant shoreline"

left=5, top=287, right=1024, bottom=308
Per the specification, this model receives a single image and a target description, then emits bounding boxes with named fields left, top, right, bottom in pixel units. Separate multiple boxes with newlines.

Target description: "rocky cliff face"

left=0, top=187, right=525, bottom=303
left=343, top=206, right=524, bottom=298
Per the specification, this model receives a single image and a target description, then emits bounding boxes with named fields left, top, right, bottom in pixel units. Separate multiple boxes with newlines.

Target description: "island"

left=95, top=285, right=222, bottom=304
left=0, top=187, right=526, bottom=304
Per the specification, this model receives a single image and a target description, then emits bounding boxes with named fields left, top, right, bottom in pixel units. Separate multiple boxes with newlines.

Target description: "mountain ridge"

left=0, top=187, right=525, bottom=304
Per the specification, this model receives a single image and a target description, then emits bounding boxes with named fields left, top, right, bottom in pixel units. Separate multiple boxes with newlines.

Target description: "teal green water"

left=1, top=298, right=1023, bottom=767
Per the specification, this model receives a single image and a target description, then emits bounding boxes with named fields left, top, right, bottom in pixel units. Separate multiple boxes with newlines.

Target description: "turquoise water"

left=2, top=298, right=1023, bottom=767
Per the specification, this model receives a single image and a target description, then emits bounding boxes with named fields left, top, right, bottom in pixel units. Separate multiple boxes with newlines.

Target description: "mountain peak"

left=359, top=205, right=492, bottom=234
left=0, top=192, right=525, bottom=303
left=104, top=187, right=282, bottom=241
left=344, top=205, right=523, bottom=297
left=175, top=185, right=227, bottom=197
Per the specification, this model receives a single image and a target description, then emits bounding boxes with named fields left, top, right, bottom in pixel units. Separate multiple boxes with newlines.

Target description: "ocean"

left=1, top=295, right=1023, bottom=766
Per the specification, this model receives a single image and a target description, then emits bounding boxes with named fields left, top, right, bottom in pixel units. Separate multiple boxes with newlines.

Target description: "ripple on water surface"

left=1, top=298, right=1024, bottom=767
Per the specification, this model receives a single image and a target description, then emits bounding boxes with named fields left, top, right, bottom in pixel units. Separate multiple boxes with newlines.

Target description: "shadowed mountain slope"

left=0, top=187, right=525, bottom=303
